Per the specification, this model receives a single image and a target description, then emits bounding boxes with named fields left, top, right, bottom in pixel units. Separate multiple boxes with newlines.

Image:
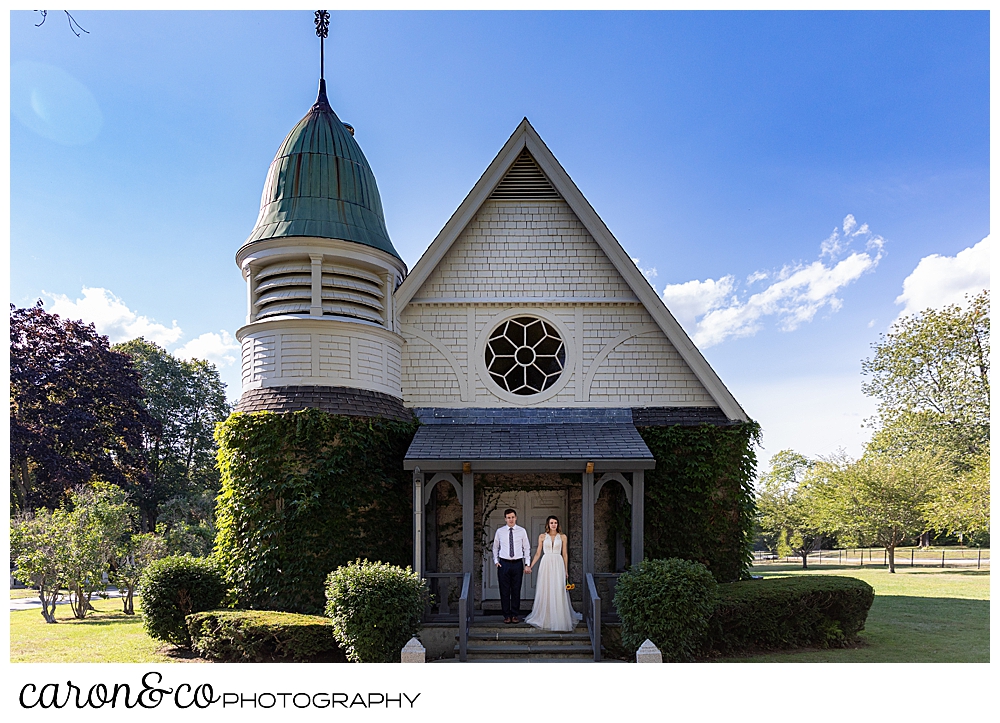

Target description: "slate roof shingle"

left=235, top=386, right=415, bottom=422
left=405, top=423, right=653, bottom=462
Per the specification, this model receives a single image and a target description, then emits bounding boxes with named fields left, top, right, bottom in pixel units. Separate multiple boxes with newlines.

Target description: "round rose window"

left=485, top=316, right=566, bottom=395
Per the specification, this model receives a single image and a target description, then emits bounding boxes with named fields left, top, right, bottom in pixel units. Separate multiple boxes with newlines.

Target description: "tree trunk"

left=888, top=545, right=896, bottom=573
left=13, top=457, right=31, bottom=512
left=70, top=584, right=89, bottom=619
left=800, top=552, right=808, bottom=569
left=123, top=582, right=135, bottom=615
left=39, top=584, right=58, bottom=624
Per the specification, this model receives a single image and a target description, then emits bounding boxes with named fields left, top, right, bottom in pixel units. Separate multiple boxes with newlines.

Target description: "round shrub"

left=324, top=560, right=428, bottom=663
left=613, top=558, right=718, bottom=662
left=139, top=555, right=226, bottom=646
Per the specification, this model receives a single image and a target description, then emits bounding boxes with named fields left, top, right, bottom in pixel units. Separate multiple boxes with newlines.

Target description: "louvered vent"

left=253, top=261, right=385, bottom=325
left=489, top=149, right=561, bottom=200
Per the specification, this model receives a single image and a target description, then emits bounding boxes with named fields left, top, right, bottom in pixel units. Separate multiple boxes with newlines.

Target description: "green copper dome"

left=245, top=80, right=400, bottom=260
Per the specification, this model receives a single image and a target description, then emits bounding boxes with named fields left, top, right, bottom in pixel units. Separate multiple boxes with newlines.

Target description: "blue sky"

left=9, top=10, right=990, bottom=464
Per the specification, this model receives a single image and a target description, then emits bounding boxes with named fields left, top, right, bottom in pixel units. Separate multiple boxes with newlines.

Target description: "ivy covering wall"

left=214, top=408, right=418, bottom=615
left=637, top=422, right=761, bottom=583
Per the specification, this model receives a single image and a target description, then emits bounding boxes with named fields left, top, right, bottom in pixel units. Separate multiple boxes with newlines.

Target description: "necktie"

left=509, top=527, right=514, bottom=558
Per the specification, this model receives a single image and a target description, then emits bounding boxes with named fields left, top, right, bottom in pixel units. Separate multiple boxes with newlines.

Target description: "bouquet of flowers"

left=565, top=583, right=575, bottom=591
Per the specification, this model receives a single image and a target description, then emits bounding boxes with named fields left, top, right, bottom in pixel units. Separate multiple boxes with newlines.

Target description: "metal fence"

left=753, top=547, right=990, bottom=568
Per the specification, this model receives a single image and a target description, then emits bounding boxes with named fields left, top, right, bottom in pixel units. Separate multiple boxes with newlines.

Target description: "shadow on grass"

left=158, top=646, right=208, bottom=662
left=55, top=613, right=145, bottom=628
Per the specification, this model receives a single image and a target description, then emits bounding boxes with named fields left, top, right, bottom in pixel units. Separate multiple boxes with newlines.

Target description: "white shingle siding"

left=242, top=334, right=276, bottom=388
left=417, top=201, right=635, bottom=299
left=239, top=325, right=403, bottom=397
left=398, top=199, right=714, bottom=407
left=317, top=334, right=351, bottom=374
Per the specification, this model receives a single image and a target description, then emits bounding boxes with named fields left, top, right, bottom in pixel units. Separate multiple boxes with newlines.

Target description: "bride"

left=525, top=516, right=582, bottom=632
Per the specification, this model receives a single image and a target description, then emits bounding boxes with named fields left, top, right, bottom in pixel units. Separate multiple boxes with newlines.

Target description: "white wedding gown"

left=525, top=534, right=582, bottom=632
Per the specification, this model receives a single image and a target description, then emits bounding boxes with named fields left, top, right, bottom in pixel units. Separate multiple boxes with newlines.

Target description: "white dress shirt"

left=493, top=523, right=531, bottom=566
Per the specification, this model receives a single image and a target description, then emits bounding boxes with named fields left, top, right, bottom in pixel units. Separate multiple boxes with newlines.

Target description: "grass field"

left=10, top=597, right=202, bottom=663
left=714, top=565, right=990, bottom=663
left=10, top=588, right=45, bottom=600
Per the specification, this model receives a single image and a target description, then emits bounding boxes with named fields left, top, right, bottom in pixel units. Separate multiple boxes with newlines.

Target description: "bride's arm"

left=561, top=534, right=569, bottom=578
left=530, top=534, right=544, bottom=568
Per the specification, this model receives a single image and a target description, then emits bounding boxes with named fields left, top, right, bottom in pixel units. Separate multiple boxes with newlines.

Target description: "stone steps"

left=454, top=619, right=594, bottom=660
left=467, top=631, right=591, bottom=642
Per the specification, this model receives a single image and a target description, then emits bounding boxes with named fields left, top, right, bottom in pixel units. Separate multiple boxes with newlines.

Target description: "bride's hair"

left=544, top=516, right=562, bottom=534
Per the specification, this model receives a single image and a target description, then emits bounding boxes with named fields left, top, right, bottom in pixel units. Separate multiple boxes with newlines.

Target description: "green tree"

left=812, top=449, right=947, bottom=573
left=110, top=532, right=168, bottom=615
left=155, top=491, right=216, bottom=557
left=113, top=339, right=230, bottom=530
left=862, top=290, right=989, bottom=467
left=757, top=450, right=823, bottom=568
left=924, top=450, right=990, bottom=543
left=11, top=508, right=70, bottom=623
left=10, top=481, right=140, bottom=621
left=63, top=482, right=136, bottom=619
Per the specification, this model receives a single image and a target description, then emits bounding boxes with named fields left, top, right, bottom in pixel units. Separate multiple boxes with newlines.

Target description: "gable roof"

left=395, top=118, right=748, bottom=422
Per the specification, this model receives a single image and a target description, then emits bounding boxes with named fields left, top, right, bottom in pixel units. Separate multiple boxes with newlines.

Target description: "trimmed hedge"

left=637, top=423, right=761, bottom=583
left=186, top=610, right=345, bottom=662
left=325, top=560, right=428, bottom=663
left=214, top=409, right=419, bottom=614
left=614, top=558, right=718, bottom=662
left=139, top=555, right=226, bottom=647
left=706, top=575, right=875, bottom=655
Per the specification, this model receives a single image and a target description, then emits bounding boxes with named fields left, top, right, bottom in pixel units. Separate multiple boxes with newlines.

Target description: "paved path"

left=10, top=587, right=123, bottom=612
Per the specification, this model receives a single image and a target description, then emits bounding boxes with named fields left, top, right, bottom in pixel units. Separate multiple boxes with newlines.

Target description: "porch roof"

left=403, top=408, right=655, bottom=472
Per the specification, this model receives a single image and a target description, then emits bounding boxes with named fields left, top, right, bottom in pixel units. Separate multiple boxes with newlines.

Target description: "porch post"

left=631, top=470, right=644, bottom=566
left=413, top=468, right=424, bottom=578
left=582, top=467, right=594, bottom=575
left=462, top=466, right=474, bottom=575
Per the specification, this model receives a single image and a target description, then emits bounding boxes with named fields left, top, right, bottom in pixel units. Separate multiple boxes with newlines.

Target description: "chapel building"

left=230, top=77, right=750, bottom=655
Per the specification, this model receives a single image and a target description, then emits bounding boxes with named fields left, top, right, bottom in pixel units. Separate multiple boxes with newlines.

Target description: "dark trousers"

left=497, top=559, right=524, bottom=618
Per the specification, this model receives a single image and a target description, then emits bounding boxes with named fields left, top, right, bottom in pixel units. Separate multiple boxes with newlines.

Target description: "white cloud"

left=174, top=331, right=240, bottom=368
left=631, top=257, right=658, bottom=288
left=660, top=275, right=736, bottom=330
left=661, top=215, right=884, bottom=348
left=45, top=287, right=183, bottom=345
left=895, top=236, right=990, bottom=317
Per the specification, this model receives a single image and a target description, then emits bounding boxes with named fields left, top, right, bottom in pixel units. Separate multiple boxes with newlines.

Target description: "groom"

left=492, top=508, right=532, bottom=624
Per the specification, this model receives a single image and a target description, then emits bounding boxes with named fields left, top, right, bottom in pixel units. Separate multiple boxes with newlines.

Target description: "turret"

left=233, top=73, right=408, bottom=416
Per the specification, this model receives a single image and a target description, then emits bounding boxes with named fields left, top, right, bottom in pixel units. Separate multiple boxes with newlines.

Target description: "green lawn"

left=10, top=588, right=46, bottom=600
left=10, top=597, right=202, bottom=663
left=715, top=564, right=990, bottom=663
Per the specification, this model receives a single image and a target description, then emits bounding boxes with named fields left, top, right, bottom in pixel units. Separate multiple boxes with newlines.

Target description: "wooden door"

left=482, top=490, right=567, bottom=601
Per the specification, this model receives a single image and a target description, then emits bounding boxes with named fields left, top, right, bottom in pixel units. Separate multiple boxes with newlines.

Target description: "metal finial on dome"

left=315, top=10, right=330, bottom=81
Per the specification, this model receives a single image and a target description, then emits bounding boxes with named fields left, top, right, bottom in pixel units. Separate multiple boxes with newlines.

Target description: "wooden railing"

left=457, top=573, right=472, bottom=662
left=584, top=572, right=601, bottom=662
left=592, top=572, right=621, bottom=618
left=424, top=572, right=464, bottom=618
